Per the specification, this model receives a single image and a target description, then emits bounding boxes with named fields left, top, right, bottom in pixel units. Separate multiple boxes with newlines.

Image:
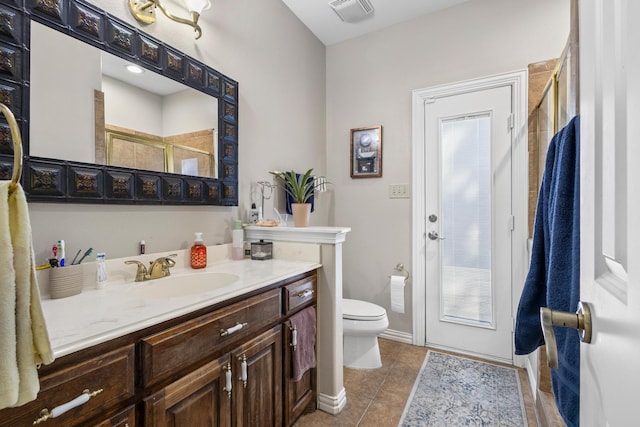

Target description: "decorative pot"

left=291, top=203, right=311, bottom=227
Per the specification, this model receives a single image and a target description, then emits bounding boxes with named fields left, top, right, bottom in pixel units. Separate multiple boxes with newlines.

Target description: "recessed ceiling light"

left=126, top=64, right=144, bottom=74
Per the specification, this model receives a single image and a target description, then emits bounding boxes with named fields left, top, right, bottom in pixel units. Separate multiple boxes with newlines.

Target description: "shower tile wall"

left=527, top=59, right=559, bottom=237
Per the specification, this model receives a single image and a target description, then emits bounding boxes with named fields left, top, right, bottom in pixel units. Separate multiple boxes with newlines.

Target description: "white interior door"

left=579, top=1, right=640, bottom=425
left=424, top=85, right=513, bottom=362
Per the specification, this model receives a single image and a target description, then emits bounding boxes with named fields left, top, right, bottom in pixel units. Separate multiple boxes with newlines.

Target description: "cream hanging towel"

left=0, top=182, right=54, bottom=409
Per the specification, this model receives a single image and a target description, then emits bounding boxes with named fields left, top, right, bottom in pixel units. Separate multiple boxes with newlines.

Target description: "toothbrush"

left=70, top=249, right=82, bottom=265
left=75, top=248, right=94, bottom=265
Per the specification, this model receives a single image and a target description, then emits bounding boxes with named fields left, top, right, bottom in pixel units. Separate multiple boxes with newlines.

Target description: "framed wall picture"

left=350, top=125, right=382, bottom=178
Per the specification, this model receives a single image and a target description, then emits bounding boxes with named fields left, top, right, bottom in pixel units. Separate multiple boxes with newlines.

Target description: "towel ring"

left=0, top=103, right=23, bottom=194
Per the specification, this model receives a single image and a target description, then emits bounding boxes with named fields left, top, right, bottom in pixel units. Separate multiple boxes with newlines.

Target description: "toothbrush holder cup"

left=49, top=264, right=84, bottom=299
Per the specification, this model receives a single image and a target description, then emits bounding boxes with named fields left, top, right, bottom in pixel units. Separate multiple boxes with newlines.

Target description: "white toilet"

left=342, top=298, right=389, bottom=369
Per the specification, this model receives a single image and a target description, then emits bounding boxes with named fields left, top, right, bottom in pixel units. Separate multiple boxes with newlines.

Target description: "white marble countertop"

left=41, top=256, right=321, bottom=359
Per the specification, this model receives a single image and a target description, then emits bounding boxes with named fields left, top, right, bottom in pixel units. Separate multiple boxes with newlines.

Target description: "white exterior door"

left=423, top=85, right=513, bottom=362
left=579, top=1, right=640, bottom=425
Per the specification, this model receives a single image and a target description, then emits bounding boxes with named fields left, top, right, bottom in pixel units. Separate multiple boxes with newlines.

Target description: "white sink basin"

left=128, top=272, right=240, bottom=299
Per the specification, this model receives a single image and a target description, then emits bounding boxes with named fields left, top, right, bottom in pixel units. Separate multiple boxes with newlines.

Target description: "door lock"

left=540, top=301, right=592, bottom=369
left=427, top=231, right=445, bottom=240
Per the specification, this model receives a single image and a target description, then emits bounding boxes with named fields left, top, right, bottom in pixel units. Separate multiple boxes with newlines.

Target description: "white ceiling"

left=281, top=0, right=470, bottom=46
left=101, top=51, right=186, bottom=96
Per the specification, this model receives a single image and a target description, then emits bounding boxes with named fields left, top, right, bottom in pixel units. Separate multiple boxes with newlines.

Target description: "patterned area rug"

left=399, top=351, right=527, bottom=426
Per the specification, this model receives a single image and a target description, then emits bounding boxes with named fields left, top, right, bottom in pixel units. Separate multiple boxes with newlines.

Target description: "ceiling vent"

left=328, top=0, right=375, bottom=23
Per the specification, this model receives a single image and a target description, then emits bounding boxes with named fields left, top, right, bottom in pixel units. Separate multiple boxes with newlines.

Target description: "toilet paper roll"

left=390, top=275, right=405, bottom=314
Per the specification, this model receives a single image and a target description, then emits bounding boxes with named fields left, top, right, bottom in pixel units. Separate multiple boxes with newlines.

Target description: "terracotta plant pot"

left=291, top=203, right=311, bottom=227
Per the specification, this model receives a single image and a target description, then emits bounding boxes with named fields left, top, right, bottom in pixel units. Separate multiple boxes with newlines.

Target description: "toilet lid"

left=343, top=299, right=387, bottom=321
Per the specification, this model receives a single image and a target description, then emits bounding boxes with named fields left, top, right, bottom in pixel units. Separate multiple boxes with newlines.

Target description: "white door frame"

left=411, top=71, right=529, bottom=362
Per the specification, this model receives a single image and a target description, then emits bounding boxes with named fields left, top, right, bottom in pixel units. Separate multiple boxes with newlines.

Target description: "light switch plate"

left=389, top=183, right=410, bottom=199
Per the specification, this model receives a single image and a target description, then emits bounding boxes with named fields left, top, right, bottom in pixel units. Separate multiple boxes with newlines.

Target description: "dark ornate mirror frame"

left=0, top=0, right=238, bottom=205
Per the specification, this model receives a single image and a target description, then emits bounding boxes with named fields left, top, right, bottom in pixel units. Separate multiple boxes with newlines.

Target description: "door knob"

left=540, top=301, right=592, bottom=369
left=428, top=231, right=445, bottom=240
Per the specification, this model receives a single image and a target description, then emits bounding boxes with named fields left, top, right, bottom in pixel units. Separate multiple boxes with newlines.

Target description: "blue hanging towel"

left=514, top=115, right=580, bottom=427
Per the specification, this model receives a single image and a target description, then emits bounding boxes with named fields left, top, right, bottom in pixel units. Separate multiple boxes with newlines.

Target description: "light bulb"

left=126, top=64, right=144, bottom=74
left=185, top=0, right=211, bottom=14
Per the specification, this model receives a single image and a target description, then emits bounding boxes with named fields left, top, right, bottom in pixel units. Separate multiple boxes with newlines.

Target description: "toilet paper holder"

left=390, top=263, right=409, bottom=280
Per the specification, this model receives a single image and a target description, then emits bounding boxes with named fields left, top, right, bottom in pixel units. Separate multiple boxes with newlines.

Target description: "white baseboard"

left=524, top=354, right=537, bottom=397
left=317, top=388, right=347, bottom=415
left=380, top=328, right=414, bottom=344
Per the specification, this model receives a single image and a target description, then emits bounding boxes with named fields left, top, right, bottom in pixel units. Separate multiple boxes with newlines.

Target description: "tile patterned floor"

left=294, top=339, right=536, bottom=427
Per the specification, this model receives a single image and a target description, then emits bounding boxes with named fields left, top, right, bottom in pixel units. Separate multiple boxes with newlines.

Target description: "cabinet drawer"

left=1, top=345, right=135, bottom=427
left=283, top=275, right=316, bottom=315
left=93, top=405, right=136, bottom=427
left=140, top=288, right=282, bottom=388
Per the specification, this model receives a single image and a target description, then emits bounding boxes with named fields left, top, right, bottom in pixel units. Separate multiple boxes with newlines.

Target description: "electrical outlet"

left=389, top=183, right=410, bottom=199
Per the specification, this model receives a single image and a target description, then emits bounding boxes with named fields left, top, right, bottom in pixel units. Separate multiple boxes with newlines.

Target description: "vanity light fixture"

left=128, top=0, right=211, bottom=39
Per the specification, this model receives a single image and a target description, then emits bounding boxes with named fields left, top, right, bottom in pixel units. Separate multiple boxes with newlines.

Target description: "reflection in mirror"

left=29, top=21, right=218, bottom=178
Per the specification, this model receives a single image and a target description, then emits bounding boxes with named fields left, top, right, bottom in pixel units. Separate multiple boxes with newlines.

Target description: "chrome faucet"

left=125, top=254, right=177, bottom=281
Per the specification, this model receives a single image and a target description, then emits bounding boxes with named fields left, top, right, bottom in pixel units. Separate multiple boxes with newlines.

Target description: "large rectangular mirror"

left=0, top=0, right=238, bottom=205
left=31, top=21, right=218, bottom=178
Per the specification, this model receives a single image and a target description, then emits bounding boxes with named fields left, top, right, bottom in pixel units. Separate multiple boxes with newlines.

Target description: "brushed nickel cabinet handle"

left=295, top=289, right=314, bottom=298
left=223, top=363, right=232, bottom=398
left=239, top=354, right=248, bottom=388
left=220, top=322, right=248, bottom=336
left=33, top=389, right=103, bottom=424
left=291, top=326, right=298, bottom=352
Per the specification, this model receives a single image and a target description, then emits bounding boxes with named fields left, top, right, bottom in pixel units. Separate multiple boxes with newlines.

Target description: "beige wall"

left=30, top=22, right=101, bottom=162
left=28, top=0, right=327, bottom=261
left=327, top=0, right=570, bottom=335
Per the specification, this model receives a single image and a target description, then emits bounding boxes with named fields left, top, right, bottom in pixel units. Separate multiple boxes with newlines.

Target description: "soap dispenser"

left=247, top=202, right=259, bottom=224
left=191, top=232, right=207, bottom=269
left=232, top=220, right=244, bottom=260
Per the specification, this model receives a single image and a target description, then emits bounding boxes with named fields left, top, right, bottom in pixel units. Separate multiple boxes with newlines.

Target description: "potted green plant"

left=270, top=168, right=323, bottom=227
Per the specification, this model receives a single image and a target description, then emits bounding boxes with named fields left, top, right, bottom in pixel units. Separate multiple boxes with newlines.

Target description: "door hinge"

left=507, top=113, right=514, bottom=130
left=509, top=215, right=515, bottom=232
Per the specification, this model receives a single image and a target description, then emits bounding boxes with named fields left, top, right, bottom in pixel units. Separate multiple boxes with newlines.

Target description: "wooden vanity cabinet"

left=139, top=288, right=282, bottom=389
left=282, top=274, right=317, bottom=427
left=0, top=270, right=317, bottom=427
left=143, top=326, right=282, bottom=427
left=140, top=272, right=316, bottom=427
left=283, top=325, right=315, bottom=427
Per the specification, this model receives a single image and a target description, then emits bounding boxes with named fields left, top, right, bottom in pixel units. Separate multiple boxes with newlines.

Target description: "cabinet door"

left=144, top=354, right=232, bottom=427
left=231, top=326, right=282, bottom=427
left=92, top=405, right=136, bottom=427
left=283, top=323, right=316, bottom=427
